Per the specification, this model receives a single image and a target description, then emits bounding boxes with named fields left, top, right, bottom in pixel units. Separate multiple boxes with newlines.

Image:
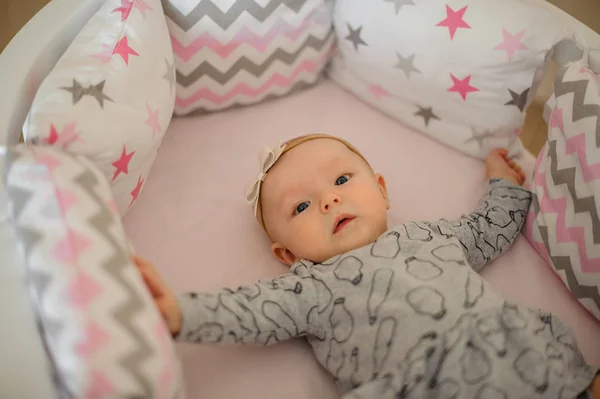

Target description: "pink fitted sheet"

left=124, top=80, right=600, bottom=398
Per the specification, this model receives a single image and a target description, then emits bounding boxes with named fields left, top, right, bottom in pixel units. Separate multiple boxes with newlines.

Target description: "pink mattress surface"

left=124, top=80, right=600, bottom=398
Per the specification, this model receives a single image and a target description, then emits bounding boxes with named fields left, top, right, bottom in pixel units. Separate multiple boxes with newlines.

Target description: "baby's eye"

left=335, top=174, right=350, bottom=186
left=295, top=201, right=310, bottom=215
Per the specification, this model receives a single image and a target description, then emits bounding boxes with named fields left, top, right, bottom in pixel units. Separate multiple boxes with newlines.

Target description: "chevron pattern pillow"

left=164, top=0, right=334, bottom=115
left=4, top=145, right=184, bottom=398
left=525, top=62, right=600, bottom=320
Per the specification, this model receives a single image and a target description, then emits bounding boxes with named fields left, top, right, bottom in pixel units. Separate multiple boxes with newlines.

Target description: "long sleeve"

left=175, top=272, right=318, bottom=346
left=431, top=178, right=532, bottom=272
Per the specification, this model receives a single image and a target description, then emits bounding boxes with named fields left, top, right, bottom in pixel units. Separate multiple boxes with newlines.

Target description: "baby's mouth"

left=333, top=215, right=356, bottom=234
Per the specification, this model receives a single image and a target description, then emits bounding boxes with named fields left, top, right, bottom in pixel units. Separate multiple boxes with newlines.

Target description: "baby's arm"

left=133, top=256, right=318, bottom=346
left=426, top=149, right=531, bottom=272
left=176, top=274, right=317, bottom=346
left=435, top=177, right=532, bottom=272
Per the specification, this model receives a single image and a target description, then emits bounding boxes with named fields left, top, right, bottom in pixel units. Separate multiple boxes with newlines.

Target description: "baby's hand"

left=132, top=255, right=182, bottom=337
left=485, top=148, right=526, bottom=186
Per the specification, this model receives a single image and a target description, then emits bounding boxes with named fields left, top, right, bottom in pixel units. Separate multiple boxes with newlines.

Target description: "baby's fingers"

left=510, top=161, right=526, bottom=181
left=132, top=256, right=166, bottom=298
left=140, top=268, right=165, bottom=298
left=491, top=147, right=509, bottom=156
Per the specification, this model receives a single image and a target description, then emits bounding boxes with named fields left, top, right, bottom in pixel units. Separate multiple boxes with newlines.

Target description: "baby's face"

left=261, top=139, right=390, bottom=265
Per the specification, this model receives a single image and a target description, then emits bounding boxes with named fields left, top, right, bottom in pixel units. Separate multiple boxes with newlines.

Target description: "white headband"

left=245, top=141, right=287, bottom=216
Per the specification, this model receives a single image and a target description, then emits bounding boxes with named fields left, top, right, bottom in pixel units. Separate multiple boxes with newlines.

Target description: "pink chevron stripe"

left=565, top=132, right=600, bottom=182
left=176, top=55, right=324, bottom=107
left=171, top=7, right=328, bottom=61
left=537, top=186, right=600, bottom=273
left=85, top=369, right=114, bottom=399
left=75, top=321, right=109, bottom=357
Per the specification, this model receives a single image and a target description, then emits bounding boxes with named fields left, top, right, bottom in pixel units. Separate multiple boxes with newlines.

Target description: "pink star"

left=75, top=322, right=109, bottom=357
left=133, top=0, right=153, bottom=18
left=45, top=122, right=83, bottom=149
left=69, top=271, right=103, bottom=308
left=447, top=74, right=479, bottom=100
left=111, top=0, right=133, bottom=21
left=494, top=29, right=528, bottom=62
left=145, top=103, right=161, bottom=139
left=130, top=175, right=145, bottom=207
left=85, top=370, right=114, bottom=399
left=112, top=145, right=135, bottom=182
left=368, top=84, right=390, bottom=99
left=436, top=5, right=471, bottom=40
left=55, top=188, right=78, bottom=212
left=549, top=107, right=565, bottom=135
left=53, top=228, right=92, bottom=264
left=112, top=36, right=139, bottom=65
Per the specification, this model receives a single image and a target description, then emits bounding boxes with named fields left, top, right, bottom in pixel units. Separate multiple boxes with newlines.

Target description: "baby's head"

left=247, top=134, right=390, bottom=265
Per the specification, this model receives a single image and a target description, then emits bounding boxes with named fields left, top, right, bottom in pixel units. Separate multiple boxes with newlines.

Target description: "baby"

left=135, top=134, right=599, bottom=398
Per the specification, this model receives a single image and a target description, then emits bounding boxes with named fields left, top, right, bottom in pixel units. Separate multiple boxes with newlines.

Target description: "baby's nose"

left=320, top=193, right=341, bottom=213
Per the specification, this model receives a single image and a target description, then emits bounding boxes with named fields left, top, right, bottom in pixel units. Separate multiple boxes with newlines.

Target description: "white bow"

left=245, top=141, right=287, bottom=216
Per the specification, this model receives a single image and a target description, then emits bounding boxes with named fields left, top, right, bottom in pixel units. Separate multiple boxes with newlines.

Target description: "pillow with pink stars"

left=23, top=0, right=175, bottom=216
left=328, top=0, right=590, bottom=160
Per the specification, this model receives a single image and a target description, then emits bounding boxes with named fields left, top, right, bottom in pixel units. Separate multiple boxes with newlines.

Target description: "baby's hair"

left=254, top=133, right=372, bottom=238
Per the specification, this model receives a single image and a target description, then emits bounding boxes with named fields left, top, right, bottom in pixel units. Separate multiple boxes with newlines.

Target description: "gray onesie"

left=176, top=178, right=598, bottom=398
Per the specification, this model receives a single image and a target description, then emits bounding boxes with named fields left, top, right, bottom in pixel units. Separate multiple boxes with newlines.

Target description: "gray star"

left=60, top=79, right=113, bottom=109
left=466, top=127, right=495, bottom=148
left=504, top=88, right=530, bottom=112
left=395, top=52, right=421, bottom=79
left=345, top=23, right=367, bottom=51
left=162, top=58, right=176, bottom=93
left=414, top=105, right=440, bottom=127
left=384, top=0, right=416, bottom=14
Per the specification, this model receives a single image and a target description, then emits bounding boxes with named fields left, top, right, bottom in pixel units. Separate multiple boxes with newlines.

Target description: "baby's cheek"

left=293, top=224, right=328, bottom=257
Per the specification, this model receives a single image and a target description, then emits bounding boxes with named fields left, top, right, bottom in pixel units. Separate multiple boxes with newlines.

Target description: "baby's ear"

left=375, top=173, right=390, bottom=209
left=272, top=243, right=298, bottom=266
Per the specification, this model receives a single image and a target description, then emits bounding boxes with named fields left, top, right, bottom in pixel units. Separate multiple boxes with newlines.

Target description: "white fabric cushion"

left=23, top=0, right=175, bottom=216
left=5, top=145, right=184, bottom=398
left=163, top=0, right=334, bottom=115
left=124, top=80, right=600, bottom=398
left=328, top=0, right=571, bottom=160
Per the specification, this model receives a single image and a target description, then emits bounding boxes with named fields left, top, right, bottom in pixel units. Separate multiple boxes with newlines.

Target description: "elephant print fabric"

left=176, top=179, right=597, bottom=398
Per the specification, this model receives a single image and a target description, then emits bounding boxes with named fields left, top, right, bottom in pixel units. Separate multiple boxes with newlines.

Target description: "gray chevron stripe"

left=5, top=149, right=66, bottom=375
left=531, top=192, right=600, bottom=312
left=176, top=31, right=333, bottom=87
left=164, top=0, right=308, bottom=32
left=8, top=184, right=32, bottom=231
left=177, top=75, right=319, bottom=115
left=553, top=65, right=600, bottom=145
left=72, top=161, right=156, bottom=396
left=6, top=150, right=54, bottom=301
